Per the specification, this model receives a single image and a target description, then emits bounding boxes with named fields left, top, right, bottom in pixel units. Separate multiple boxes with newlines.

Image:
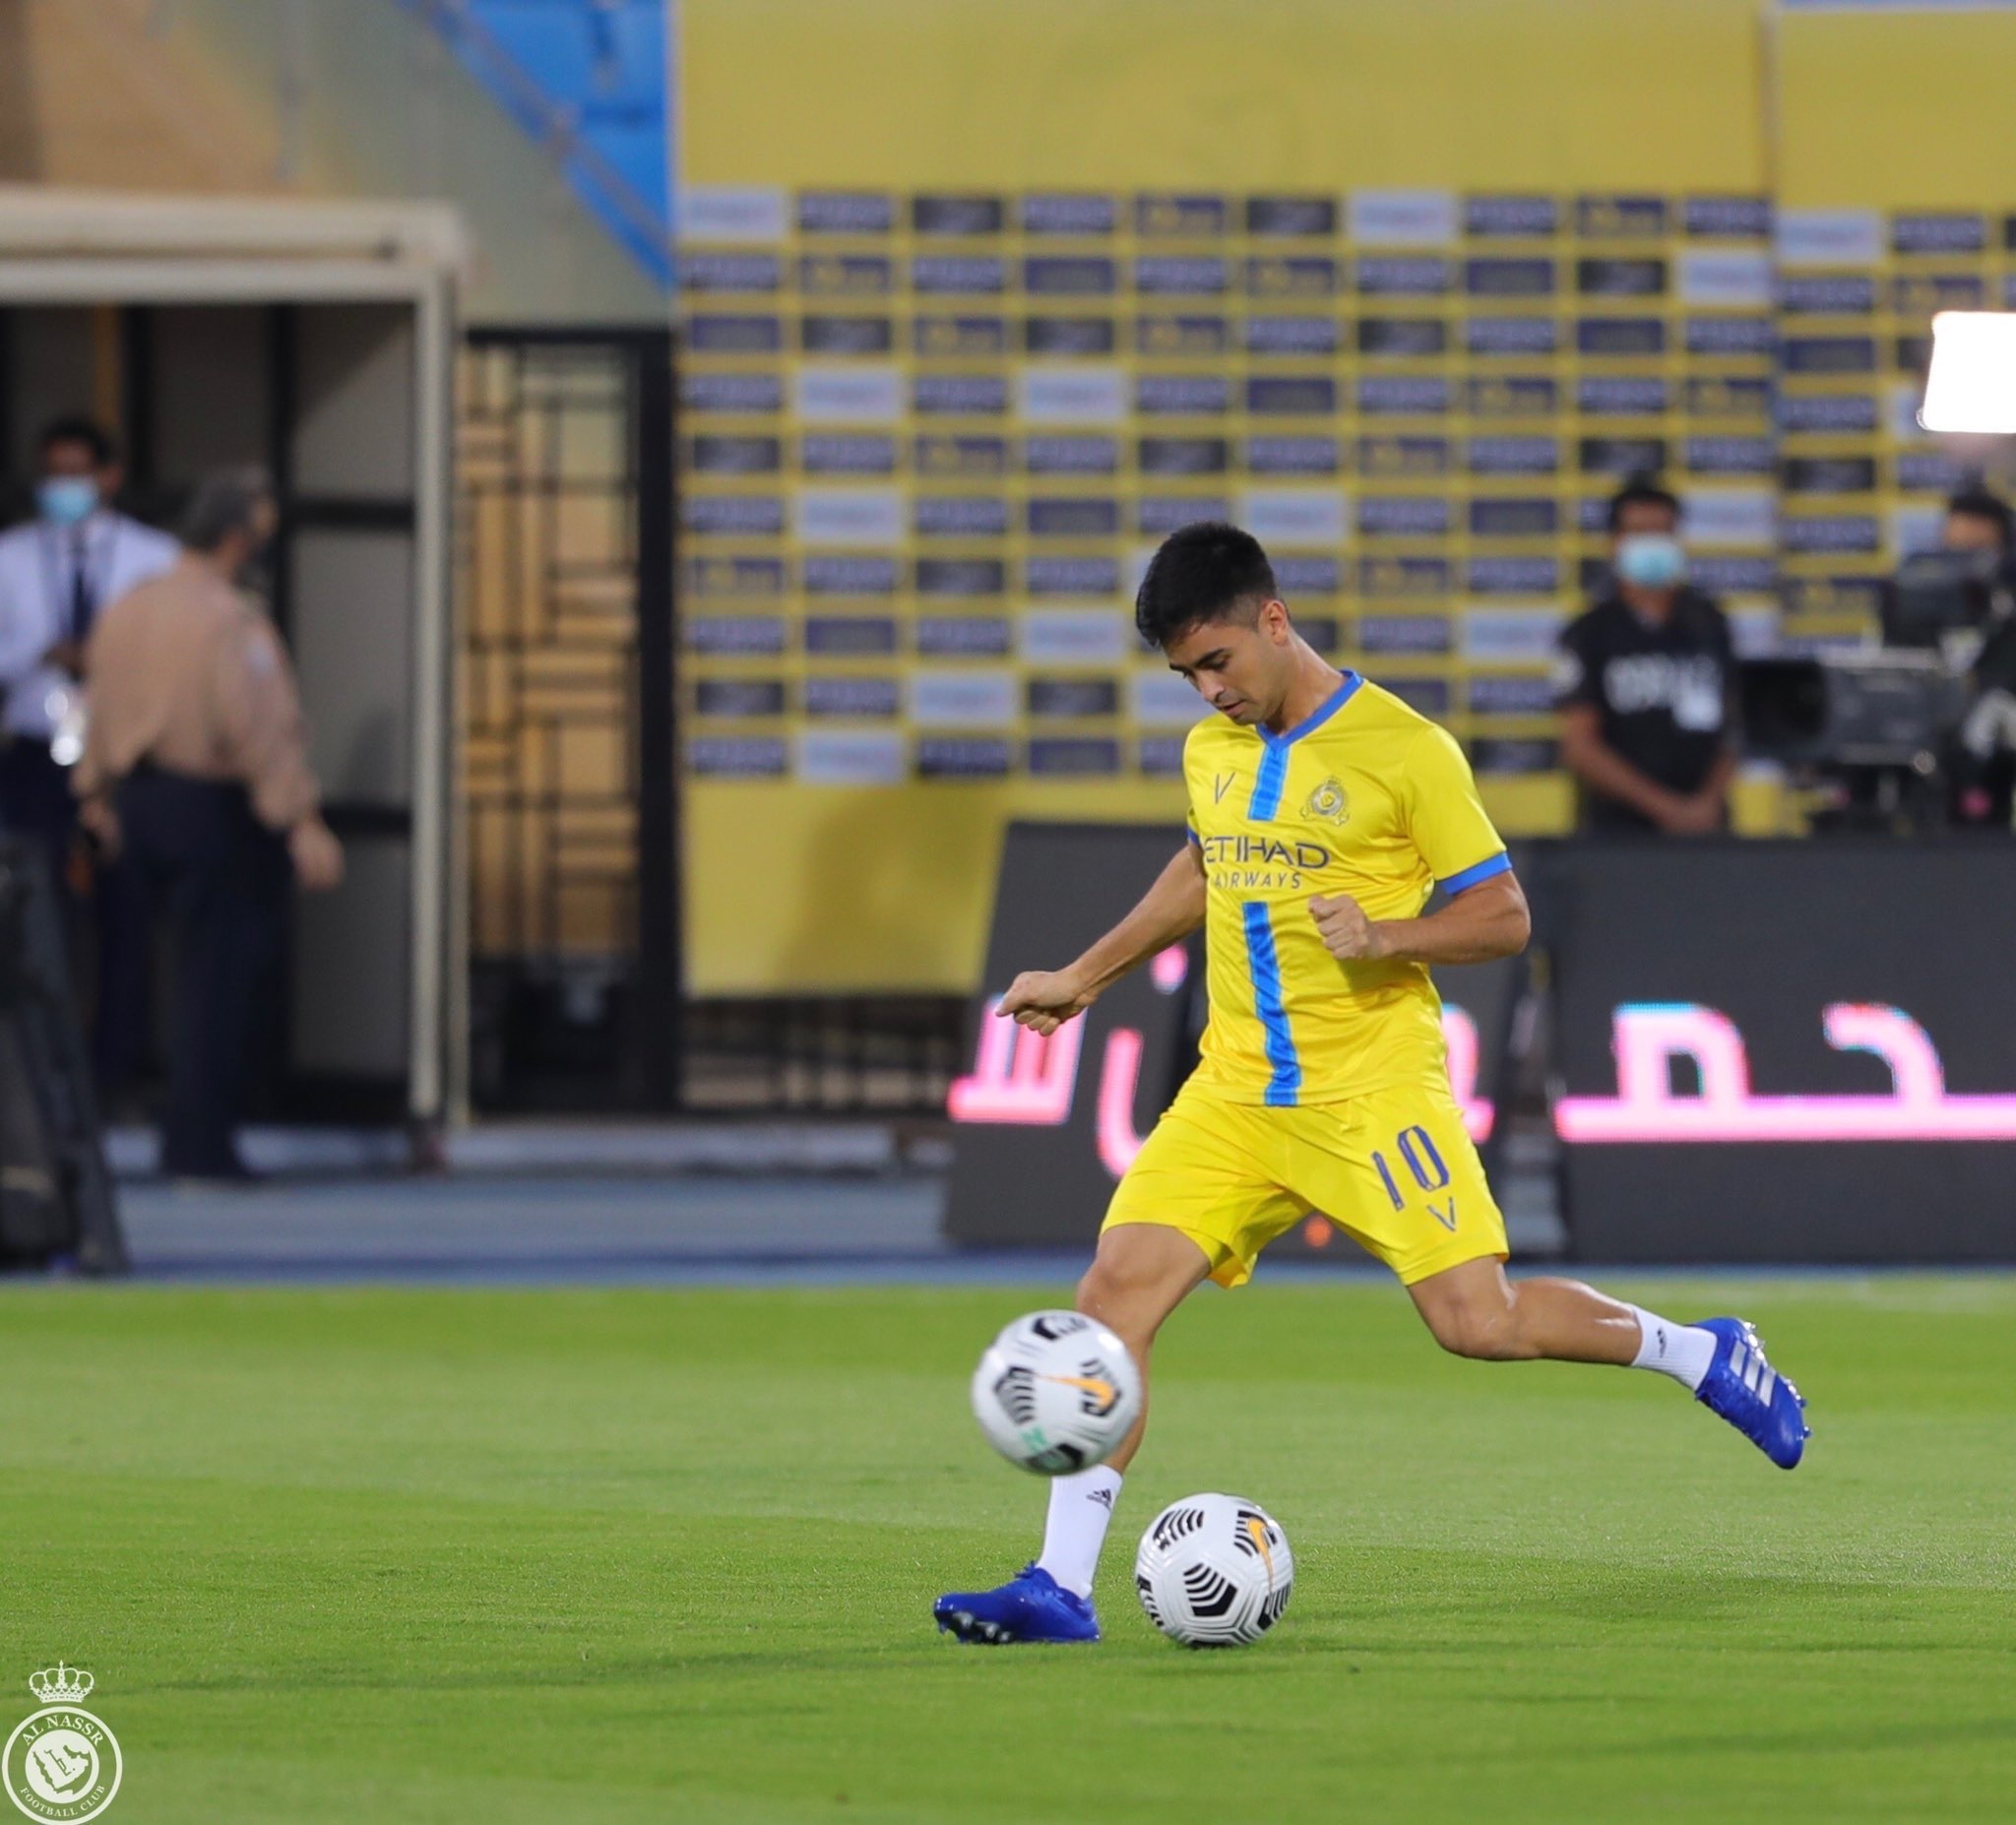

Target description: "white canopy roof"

left=0, top=186, right=466, bottom=263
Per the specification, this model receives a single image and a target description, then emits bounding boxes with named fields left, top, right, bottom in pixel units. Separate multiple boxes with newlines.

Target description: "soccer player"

left=935, top=523, right=1808, bottom=1647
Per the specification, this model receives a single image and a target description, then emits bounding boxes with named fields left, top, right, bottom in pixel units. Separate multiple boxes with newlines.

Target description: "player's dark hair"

left=1134, top=522, right=1279, bottom=647
left=36, top=415, right=118, bottom=467
left=1946, top=485, right=2013, bottom=549
left=1606, top=474, right=1681, bottom=534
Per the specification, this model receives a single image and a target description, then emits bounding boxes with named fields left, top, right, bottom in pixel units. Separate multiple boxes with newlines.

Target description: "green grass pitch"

left=4, top=1276, right=2013, bottom=1823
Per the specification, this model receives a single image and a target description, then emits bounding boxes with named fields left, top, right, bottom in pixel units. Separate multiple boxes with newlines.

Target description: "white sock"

left=1036, top=1466, right=1122, bottom=1599
left=1627, top=1306, right=1717, bottom=1391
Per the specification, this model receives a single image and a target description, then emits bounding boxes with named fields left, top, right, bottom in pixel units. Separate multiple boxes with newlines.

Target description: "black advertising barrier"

left=942, top=822, right=1520, bottom=1254
left=948, top=828, right=2016, bottom=1265
left=1541, top=839, right=2016, bottom=1264
left=943, top=825, right=1200, bottom=1248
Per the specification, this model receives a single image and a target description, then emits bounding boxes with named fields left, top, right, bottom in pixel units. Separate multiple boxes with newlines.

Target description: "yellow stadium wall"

left=680, top=0, right=1768, bottom=994
left=684, top=0, right=1766, bottom=194
left=1773, top=6, right=2016, bottom=211
left=677, top=1, right=2016, bottom=996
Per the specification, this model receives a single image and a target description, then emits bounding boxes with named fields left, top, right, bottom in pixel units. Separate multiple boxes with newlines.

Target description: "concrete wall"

left=0, top=0, right=662, bottom=324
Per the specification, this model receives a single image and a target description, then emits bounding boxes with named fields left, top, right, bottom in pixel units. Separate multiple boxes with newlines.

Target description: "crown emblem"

left=28, top=1664, right=94, bottom=1704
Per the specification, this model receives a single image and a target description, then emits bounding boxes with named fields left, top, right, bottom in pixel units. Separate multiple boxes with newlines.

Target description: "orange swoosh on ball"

left=1041, top=1373, right=1116, bottom=1405
left=1244, top=1515, right=1275, bottom=1580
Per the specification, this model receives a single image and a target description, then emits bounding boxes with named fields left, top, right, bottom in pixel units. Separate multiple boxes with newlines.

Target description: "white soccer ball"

left=1135, top=1493, right=1294, bottom=1647
left=970, top=1309, right=1142, bottom=1475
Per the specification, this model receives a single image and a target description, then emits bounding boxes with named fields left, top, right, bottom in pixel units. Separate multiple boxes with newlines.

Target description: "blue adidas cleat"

left=933, top=1564, right=1101, bottom=1645
left=1694, top=1317, right=1810, bottom=1469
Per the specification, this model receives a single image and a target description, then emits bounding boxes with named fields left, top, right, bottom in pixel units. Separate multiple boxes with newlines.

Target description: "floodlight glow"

left=1919, top=312, right=2016, bottom=433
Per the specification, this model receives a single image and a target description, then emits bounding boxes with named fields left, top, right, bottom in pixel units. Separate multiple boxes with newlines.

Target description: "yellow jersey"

left=1183, top=670, right=1510, bottom=1106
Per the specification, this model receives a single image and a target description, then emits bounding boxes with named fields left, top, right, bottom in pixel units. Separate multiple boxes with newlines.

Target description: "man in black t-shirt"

left=1935, top=486, right=2016, bottom=828
left=1554, top=478, right=1737, bottom=835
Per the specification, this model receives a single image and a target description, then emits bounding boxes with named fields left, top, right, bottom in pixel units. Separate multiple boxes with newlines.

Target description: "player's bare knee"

left=1074, top=1260, right=1115, bottom=1319
left=1076, top=1256, right=1170, bottom=1348
left=1076, top=1259, right=1140, bottom=1330
left=1424, top=1306, right=1481, bottom=1356
left=1425, top=1299, right=1524, bottom=1360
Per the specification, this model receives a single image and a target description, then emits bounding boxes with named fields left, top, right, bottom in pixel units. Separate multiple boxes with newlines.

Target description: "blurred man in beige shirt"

left=76, top=468, right=343, bottom=1182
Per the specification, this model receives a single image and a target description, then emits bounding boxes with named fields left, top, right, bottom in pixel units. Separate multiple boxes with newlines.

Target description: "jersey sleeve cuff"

left=1186, top=827, right=1202, bottom=847
left=1439, top=850, right=1512, bottom=896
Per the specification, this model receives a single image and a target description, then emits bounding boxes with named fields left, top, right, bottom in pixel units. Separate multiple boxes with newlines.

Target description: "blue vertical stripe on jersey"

left=1247, top=743, right=1291, bottom=823
left=1244, top=670, right=1364, bottom=821
left=1241, top=900, right=1301, bottom=1106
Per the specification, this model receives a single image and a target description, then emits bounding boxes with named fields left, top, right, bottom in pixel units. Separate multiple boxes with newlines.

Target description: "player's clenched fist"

left=996, top=970, right=1095, bottom=1037
left=1309, top=892, right=1386, bottom=962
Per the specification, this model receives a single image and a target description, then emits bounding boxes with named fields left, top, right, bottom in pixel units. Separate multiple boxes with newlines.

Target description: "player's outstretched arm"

left=1310, top=871, right=1530, bottom=967
left=997, top=844, right=1205, bottom=1036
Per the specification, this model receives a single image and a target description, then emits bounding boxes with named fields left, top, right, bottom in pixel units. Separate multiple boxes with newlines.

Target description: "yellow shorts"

left=1102, top=1076, right=1509, bottom=1289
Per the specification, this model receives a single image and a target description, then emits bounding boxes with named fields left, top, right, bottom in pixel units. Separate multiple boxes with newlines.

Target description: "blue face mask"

left=36, top=477, right=98, bottom=528
left=1615, top=532, right=1686, bottom=590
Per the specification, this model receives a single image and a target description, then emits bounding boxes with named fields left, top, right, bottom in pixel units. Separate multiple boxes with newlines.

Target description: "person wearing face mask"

left=1552, top=477, right=1737, bottom=836
left=0, top=416, right=179, bottom=1095
left=73, top=467, right=344, bottom=1183
left=0, top=419, right=179, bottom=868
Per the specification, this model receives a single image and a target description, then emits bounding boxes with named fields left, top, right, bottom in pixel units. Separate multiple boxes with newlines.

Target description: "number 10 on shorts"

left=1372, top=1125, right=1458, bottom=1231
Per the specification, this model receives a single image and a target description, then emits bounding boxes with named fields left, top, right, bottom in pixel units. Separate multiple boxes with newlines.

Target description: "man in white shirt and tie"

left=0, top=418, right=179, bottom=859
left=0, top=417, right=178, bottom=1082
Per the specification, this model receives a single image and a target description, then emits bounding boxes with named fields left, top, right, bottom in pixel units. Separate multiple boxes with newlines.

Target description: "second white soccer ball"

left=1135, top=1492, right=1294, bottom=1647
left=970, top=1309, right=1142, bottom=1475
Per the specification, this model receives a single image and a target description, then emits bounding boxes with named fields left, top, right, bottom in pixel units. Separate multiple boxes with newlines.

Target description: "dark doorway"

left=459, top=327, right=678, bottom=1111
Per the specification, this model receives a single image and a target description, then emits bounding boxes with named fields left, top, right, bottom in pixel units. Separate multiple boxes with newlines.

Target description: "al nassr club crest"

left=5, top=1665, right=122, bottom=1822
left=1301, top=777, right=1350, bottom=827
